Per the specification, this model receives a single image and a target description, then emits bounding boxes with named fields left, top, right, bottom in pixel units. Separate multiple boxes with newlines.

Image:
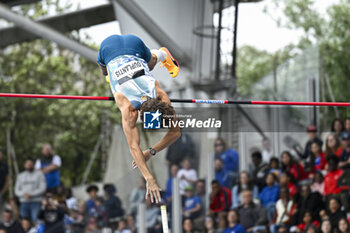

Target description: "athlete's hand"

left=132, top=150, right=152, bottom=169
left=146, top=178, right=162, bottom=203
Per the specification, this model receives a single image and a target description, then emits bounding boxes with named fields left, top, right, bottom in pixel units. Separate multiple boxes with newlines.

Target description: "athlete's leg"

left=151, top=48, right=179, bottom=78
left=151, top=49, right=167, bottom=63
left=159, top=47, right=179, bottom=77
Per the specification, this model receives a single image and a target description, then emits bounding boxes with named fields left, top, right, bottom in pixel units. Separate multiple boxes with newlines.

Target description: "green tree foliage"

left=237, top=45, right=294, bottom=96
left=236, top=46, right=273, bottom=96
left=267, top=0, right=350, bottom=117
left=0, top=1, right=121, bottom=186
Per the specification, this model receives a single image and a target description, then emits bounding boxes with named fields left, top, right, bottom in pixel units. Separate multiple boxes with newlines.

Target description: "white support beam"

left=172, top=177, right=182, bottom=233
left=114, top=0, right=192, bottom=68
left=0, top=0, right=41, bottom=6
left=0, top=4, right=115, bottom=48
left=0, top=2, right=98, bottom=63
left=138, top=203, right=146, bottom=233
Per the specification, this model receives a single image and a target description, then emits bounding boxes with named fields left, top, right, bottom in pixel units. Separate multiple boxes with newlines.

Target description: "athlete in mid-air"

left=97, top=34, right=181, bottom=203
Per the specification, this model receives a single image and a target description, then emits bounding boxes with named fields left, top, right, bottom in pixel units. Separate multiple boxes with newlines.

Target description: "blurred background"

left=0, top=0, right=349, bottom=233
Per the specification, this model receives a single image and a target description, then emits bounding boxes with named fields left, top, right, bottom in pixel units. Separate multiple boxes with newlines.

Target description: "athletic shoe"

left=160, top=47, right=179, bottom=78
left=106, top=74, right=110, bottom=83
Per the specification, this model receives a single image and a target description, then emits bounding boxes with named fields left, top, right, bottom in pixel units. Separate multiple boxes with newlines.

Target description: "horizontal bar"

left=250, top=100, right=350, bottom=107
left=1, top=93, right=350, bottom=107
left=0, top=93, right=113, bottom=101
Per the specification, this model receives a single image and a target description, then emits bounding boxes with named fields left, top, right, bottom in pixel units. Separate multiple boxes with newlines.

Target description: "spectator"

left=296, top=211, right=319, bottom=232
left=281, top=151, right=307, bottom=181
left=339, top=131, right=350, bottom=169
left=249, top=151, right=269, bottom=191
left=35, top=144, right=61, bottom=193
left=270, top=187, right=294, bottom=233
left=145, top=198, right=161, bottom=233
left=344, top=117, right=350, bottom=132
left=214, top=138, right=239, bottom=180
left=166, top=133, right=195, bottom=168
left=165, top=164, right=179, bottom=203
left=231, top=171, right=259, bottom=209
left=0, top=209, right=25, bottom=233
left=21, top=218, right=36, bottom=233
left=15, top=157, right=46, bottom=223
left=209, top=180, right=231, bottom=215
left=126, top=214, right=136, bottom=233
left=310, top=171, right=324, bottom=195
left=293, top=184, right=325, bottom=225
left=262, top=138, right=274, bottom=164
left=236, top=190, right=268, bottom=233
left=183, top=185, right=202, bottom=219
left=103, top=184, right=124, bottom=223
left=84, top=185, right=99, bottom=220
left=115, top=218, right=132, bottom=233
left=320, top=219, right=332, bottom=233
left=65, top=215, right=74, bottom=233
left=95, top=197, right=107, bottom=227
left=277, top=226, right=289, bottom=233
left=268, top=157, right=282, bottom=178
left=36, top=223, right=49, bottom=233
left=215, top=158, right=231, bottom=188
left=84, top=217, right=99, bottom=233
left=38, top=193, right=66, bottom=233
left=325, top=133, right=343, bottom=158
left=204, top=215, right=219, bottom=233
left=54, top=185, right=66, bottom=204
left=8, top=198, right=19, bottom=220
left=324, top=155, right=344, bottom=196
left=65, top=188, right=78, bottom=211
left=195, top=179, right=206, bottom=212
left=183, top=218, right=199, bottom=233
left=302, top=125, right=323, bottom=161
left=331, top=118, right=344, bottom=139
left=177, top=158, right=198, bottom=195
left=223, top=209, right=246, bottom=233
left=129, top=177, right=146, bottom=215
left=307, top=140, right=326, bottom=175
left=293, top=185, right=324, bottom=225
left=326, top=197, right=346, bottom=229
left=258, top=173, right=279, bottom=221
left=319, top=209, right=329, bottom=222
left=279, top=172, right=297, bottom=197
left=217, top=212, right=228, bottom=233
left=0, top=148, right=9, bottom=213
left=70, top=203, right=85, bottom=232
left=337, top=217, right=350, bottom=233
left=305, top=225, right=318, bottom=233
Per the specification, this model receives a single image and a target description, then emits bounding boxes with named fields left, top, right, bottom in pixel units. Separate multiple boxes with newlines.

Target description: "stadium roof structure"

left=0, top=0, right=190, bottom=67
left=0, top=0, right=41, bottom=6
left=0, top=3, right=115, bottom=48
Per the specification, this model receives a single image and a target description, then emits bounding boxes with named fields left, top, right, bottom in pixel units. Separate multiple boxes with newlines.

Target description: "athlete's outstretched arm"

left=147, top=84, right=181, bottom=154
left=132, top=121, right=181, bottom=168
left=147, top=123, right=180, bottom=156
left=133, top=82, right=181, bottom=167
left=117, top=96, right=162, bottom=203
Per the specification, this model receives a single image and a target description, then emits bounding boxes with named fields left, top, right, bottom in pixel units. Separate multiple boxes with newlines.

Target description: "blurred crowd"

left=162, top=119, right=350, bottom=233
left=0, top=144, right=130, bottom=233
left=0, top=117, right=349, bottom=233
